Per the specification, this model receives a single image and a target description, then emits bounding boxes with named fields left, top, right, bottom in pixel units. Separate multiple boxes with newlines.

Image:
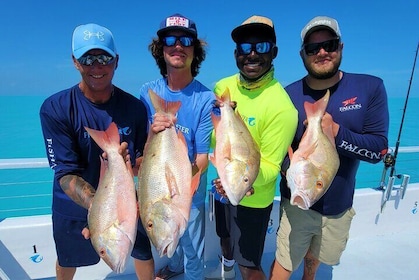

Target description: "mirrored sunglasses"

left=162, top=36, right=194, bottom=47
left=236, top=42, right=273, bottom=55
left=78, top=54, right=115, bottom=66
left=303, top=38, right=340, bottom=56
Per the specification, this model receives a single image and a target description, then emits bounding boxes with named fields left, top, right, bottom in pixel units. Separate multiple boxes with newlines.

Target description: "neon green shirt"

left=214, top=74, right=297, bottom=208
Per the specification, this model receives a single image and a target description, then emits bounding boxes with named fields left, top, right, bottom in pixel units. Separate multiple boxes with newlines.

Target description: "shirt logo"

left=342, top=97, right=357, bottom=106
left=248, top=117, right=256, bottom=126
left=339, top=96, right=362, bottom=112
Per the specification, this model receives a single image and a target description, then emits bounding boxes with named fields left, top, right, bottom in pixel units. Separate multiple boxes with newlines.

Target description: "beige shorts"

left=275, top=198, right=356, bottom=271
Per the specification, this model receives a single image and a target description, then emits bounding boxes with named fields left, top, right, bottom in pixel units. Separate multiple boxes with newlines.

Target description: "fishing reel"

left=383, top=153, right=395, bottom=169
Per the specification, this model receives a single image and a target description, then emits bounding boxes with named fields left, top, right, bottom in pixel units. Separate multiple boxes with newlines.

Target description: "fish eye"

left=316, top=181, right=323, bottom=189
left=244, top=177, right=249, bottom=183
left=147, top=221, right=153, bottom=229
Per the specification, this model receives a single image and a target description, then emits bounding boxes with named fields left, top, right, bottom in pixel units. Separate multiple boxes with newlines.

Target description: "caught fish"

left=286, top=90, right=340, bottom=210
left=137, top=89, right=201, bottom=258
left=85, top=122, right=137, bottom=273
left=210, top=88, right=260, bottom=206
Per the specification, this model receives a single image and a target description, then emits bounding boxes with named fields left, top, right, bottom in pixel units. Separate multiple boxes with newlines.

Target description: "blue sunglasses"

left=236, top=42, right=273, bottom=55
left=78, top=54, right=115, bottom=66
left=162, top=36, right=195, bottom=47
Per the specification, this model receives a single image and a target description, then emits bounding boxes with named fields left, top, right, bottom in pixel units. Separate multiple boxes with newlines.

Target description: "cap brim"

left=73, top=45, right=117, bottom=59
left=157, top=26, right=197, bottom=38
left=231, top=24, right=276, bottom=43
left=302, top=26, right=339, bottom=44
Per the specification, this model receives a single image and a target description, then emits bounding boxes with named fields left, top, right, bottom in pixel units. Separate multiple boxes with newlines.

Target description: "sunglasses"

left=236, top=42, right=273, bottom=55
left=303, top=38, right=340, bottom=56
left=162, top=36, right=195, bottom=47
left=78, top=54, right=115, bottom=66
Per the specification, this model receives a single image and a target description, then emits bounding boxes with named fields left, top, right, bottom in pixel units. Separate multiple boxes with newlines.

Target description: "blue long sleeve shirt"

left=280, top=72, right=389, bottom=215
left=40, top=85, right=148, bottom=220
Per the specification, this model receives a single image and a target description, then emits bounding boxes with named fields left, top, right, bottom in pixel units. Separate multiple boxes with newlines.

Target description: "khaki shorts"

left=275, top=198, right=356, bottom=271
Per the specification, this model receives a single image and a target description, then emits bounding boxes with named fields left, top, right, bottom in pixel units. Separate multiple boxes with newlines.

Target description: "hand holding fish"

left=211, top=178, right=255, bottom=199
left=213, top=100, right=237, bottom=110
left=321, top=112, right=339, bottom=137
left=303, top=112, right=339, bottom=138
left=151, top=112, right=176, bottom=133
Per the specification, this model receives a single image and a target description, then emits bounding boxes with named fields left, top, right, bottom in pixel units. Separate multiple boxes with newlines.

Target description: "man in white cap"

left=40, top=23, right=148, bottom=279
left=270, top=16, right=389, bottom=280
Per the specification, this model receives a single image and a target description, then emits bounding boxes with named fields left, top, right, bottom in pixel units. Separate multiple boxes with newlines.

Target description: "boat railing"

left=1, top=146, right=418, bottom=219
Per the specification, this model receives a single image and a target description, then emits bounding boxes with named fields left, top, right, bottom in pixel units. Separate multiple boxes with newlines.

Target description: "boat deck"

left=1, top=183, right=418, bottom=280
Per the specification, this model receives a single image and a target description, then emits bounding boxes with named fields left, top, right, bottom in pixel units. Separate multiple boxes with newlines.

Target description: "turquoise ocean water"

left=0, top=95, right=418, bottom=218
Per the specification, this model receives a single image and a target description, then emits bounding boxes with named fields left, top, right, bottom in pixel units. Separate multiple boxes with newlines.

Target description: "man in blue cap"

left=40, top=23, right=148, bottom=279
left=131, top=13, right=215, bottom=280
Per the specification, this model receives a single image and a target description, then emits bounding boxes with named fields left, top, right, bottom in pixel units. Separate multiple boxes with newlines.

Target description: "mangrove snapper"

left=286, top=90, right=340, bottom=210
left=137, top=89, right=201, bottom=258
left=85, top=122, right=137, bottom=273
left=210, top=88, right=260, bottom=206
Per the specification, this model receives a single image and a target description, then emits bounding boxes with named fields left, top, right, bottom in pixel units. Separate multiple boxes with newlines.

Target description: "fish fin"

left=84, top=122, right=120, bottom=152
left=98, top=156, right=107, bottom=186
left=209, top=152, right=217, bottom=167
left=234, top=108, right=247, bottom=126
left=177, top=130, right=188, bottom=155
left=190, top=166, right=202, bottom=194
left=288, top=146, right=294, bottom=160
left=323, top=124, right=336, bottom=147
left=304, top=90, right=330, bottom=121
left=221, top=137, right=232, bottom=161
left=165, top=164, right=181, bottom=198
left=211, top=112, right=221, bottom=130
left=148, top=89, right=181, bottom=117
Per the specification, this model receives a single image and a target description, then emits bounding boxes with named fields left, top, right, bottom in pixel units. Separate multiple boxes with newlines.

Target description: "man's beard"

left=303, top=55, right=342, bottom=80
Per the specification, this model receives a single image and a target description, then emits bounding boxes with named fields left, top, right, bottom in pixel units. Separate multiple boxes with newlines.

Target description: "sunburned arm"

left=59, top=174, right=95, bottom=210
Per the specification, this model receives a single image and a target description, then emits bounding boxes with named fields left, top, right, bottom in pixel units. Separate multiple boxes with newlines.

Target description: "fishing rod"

left=379, top=42, right=418, bottom=211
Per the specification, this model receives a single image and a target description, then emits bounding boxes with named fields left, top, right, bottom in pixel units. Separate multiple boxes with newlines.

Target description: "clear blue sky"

left=1, top=0, right=418, bottom=98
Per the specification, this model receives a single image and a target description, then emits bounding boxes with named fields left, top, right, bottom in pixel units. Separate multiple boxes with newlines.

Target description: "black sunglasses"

left=78, top=54, right=115, bottom=66
left=303, top=38, right=340, bottom=56
left=236, top=42, right=273, bottom=55
left=162, top=36, right=195, bottom=47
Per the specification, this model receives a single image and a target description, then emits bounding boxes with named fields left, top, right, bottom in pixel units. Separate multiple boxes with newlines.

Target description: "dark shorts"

left=227, top=203, right=273, bottom=267
left=52, top=213, right=100, bottom=267
left=214, top=199, right=230, bottom=238
left=131, top=218, right=153, bottom=260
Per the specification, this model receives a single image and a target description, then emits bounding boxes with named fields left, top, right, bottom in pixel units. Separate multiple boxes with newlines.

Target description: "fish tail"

left=84, top=122, right=120, bottom=152
left=303, top=90, right=330, bottom=120
left=148, top=89, right=181, bottom=116
left=220, top=88, right=231, bottom=103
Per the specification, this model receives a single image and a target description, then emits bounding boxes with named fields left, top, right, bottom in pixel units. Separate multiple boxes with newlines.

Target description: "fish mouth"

left=290, top=192, right=311, bottom=210
left=158, top=240, right=175, bottom=258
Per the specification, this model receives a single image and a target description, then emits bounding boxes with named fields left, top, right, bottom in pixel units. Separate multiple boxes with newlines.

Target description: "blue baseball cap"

left=157, top=13, right=198, bottom=38
left=72, top=23, right=117, bottom=59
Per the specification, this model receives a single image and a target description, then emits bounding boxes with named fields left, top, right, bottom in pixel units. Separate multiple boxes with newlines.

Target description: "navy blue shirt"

left=40, top=85, right=148, bottom=220
left=280, top=72, right=389, bottom=215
